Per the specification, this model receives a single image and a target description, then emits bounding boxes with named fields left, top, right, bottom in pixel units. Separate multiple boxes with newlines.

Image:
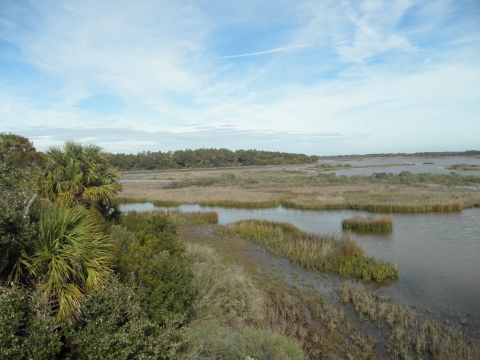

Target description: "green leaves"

left=34, top=141, right=120, bottom=213
left=17, top=205, right=116, bottom=321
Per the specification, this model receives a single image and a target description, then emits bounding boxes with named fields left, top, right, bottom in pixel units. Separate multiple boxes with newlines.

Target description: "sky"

left=1, top=0, right=479, bottom=156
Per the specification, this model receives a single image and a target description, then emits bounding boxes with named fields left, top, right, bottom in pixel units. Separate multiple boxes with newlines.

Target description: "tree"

left=15, top=205, right=116, bottom=321
left=0, top=156, right=38, bottom=280
left=0, top=132, right=45, bottom=167
left=34, top=141, right=120, bottom=214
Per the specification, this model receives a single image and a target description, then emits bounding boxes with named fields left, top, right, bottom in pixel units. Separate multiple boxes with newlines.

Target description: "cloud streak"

left=0, top=0, right=479, bottom=155
left=219, top=43, right=314, bottom=58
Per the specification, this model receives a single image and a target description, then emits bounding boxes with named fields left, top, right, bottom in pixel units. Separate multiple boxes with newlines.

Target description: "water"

left=319, top=156, right=480, bottom=176
left=119, top=203, right=480, bottom=337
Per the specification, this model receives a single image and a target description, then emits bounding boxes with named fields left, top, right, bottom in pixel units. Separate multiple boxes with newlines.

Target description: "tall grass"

left=342, top=216, right=392, bottom=231
left=218, top=220, right=398, bottom=282
left=168, top=210, right=218, bottom=225
left=340, top=282, right=479, bottom=359
left=198, top=199, right=280, bottom=208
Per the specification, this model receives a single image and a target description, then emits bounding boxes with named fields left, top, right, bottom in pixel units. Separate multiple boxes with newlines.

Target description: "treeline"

left=318, top=150, right=480, bottom=160
left=108, top=148, right=317, bottom=171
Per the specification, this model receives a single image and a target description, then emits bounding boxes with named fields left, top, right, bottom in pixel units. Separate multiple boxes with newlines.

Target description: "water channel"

left=119, top=202, right=480, bottom=338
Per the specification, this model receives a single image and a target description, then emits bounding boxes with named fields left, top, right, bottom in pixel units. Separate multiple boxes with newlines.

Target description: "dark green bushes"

left=0, top=286, right=62, bottom=359
left=116, top=212, right=197, bottom=324
left=65, top=277, right=188, bottom=360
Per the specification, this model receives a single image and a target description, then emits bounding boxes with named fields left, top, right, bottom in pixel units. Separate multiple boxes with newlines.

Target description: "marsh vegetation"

left=118, top=169, right=480, bottom=212
left=219, top=220, right=398, bottom=282
left=342, top=216, right=393, bottom=231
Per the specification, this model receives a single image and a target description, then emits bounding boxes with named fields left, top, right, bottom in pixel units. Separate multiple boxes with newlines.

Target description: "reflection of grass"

left=218, top=220, right=398, bottom=282
left=342, top=216, right=392, bottom=231
left=445, top=164, right=480, bottom=171
left=340, top=282, right=479, bottom=359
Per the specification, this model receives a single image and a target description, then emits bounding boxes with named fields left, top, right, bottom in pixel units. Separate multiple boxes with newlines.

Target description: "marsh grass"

left=445, top=164, right=480, bottom=171
left=185, top=242, right=370, bottom=359
left=118, top=169, right=480, bottom=212
left=342, top=216, right=393, bottom=231
left=198, top=199, right=280, bottom=208
left=340, top=282, right=479, bottom=360
left=219, top=220, right=398, bottom=282
left=168, top=210, right=218, bottom=225
left=185, top=243, right=305, bottom=359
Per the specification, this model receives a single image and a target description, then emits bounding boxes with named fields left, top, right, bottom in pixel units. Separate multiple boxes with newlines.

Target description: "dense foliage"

left=0, top=158, right=38, bottom=280
left=108, top=148, right=317, bottom=171
left=14, top=205, right=116, bottom=321
left=0, top=132, right=45, bottom=167
left=116, top=212, right=197, bottom=325
left=34, top=141, right=120, bottom=214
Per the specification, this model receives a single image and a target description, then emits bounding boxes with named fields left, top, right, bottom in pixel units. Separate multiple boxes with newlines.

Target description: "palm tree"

left=16, top=204, right=115, bottom=321
left=34, top=141, right=120, bottom=213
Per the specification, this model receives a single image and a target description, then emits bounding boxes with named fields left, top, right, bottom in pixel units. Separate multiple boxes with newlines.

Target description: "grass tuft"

left=342, top=216, right=392, bottom=231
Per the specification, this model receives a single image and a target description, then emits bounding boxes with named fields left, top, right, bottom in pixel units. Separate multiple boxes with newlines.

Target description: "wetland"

left=116, top=156, right=480, bottom=358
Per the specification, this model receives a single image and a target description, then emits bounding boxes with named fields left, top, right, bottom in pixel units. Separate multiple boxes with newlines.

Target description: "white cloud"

left=0, top=0, right=479, bottom=155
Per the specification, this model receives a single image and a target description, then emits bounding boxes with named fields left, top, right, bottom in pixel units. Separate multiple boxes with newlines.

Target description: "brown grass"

left=118, top=169, right=479, bottom=212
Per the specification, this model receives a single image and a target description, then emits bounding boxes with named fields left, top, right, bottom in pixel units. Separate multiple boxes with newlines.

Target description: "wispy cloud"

left=219, top=43, right=314, bottom=58
left=0, top=0, right=479, bottom=155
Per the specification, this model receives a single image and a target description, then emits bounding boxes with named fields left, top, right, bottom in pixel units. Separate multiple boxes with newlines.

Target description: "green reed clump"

left=167, top=210, right=218, bottom=225
left=219, top=220, right=397, bottom=282
left=114, top=196, right=148, bottom=204
left=445, top=164, right=480, bottom=171
left=199, top=199, right=280, bottom=208
left=152, top=199, right=182, bottom=207
left=342, top=216, right=392, bottom=231
left=364, top=202, right=463, bottom=212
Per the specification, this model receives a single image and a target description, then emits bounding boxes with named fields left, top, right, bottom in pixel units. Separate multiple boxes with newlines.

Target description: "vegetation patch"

left=342, top=216, right=393, bottom=231
left=445, top=164, right=480, bottom=171
left=218, top=220, right=398, bottom=282
left=340, top=282, right=479, bottom=360
left=167, top=210, right=218, bottom=225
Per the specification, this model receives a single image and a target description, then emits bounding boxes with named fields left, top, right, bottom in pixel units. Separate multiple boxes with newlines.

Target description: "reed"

left=114, top=196, right=148, bottom=204
left=152, top=200, right=182, bottom=207
left=342, top=216, right=392, bottom=231
left=445, top=164, right=480, bottom=171
left=198, top=199, right=280, bottom=208
left=340, top=282, right=480, bottom=359
left=218, top=220, right=398, bottom=282
left=118, top=169, right=480, bottom=212
left=167, top=210, right=218, bottom=225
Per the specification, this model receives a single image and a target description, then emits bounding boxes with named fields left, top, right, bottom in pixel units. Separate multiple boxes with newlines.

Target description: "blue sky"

left=1, top=0, right=479, bottom=155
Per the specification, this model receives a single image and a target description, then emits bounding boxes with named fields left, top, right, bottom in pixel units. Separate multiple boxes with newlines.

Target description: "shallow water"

left=319, top=156, right=480, bottom=176
left=119, top=203, right=480, bottom=338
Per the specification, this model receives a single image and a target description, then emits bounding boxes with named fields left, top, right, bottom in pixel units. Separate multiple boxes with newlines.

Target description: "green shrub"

left=117, top=212, right=197, bottom=325
left=65, top=277, right=188, bottom=360
left=0, top=286, right=62, bottom=360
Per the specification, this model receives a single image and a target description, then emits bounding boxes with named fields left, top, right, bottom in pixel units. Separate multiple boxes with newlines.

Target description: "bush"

left=0, top=286, right=62, bottom=359
left=65, top=277, right=188, bottom=360
left=117, top=212, right=197, bottom=325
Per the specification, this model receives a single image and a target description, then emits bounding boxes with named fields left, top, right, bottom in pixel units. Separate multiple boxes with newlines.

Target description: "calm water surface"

left=119, top=203, right=480, bottom=337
